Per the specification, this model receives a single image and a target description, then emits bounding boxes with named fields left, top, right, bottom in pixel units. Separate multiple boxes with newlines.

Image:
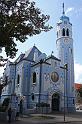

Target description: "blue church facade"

left=1, top=5, right=75, bottom=113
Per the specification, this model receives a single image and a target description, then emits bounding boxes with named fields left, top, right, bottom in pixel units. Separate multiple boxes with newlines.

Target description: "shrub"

left=0, top=105, right=7, bottom=112
left=2, top=97, right=10, bottom=107
left=36, top=102, right=50, bottom=107
left=0, top=97, right=10, bottom=112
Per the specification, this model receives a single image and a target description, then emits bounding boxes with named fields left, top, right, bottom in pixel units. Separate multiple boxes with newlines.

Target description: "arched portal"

left=52, top=93, right=60, bottom=111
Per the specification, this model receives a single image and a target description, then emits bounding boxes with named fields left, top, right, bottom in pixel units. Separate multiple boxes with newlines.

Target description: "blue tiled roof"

left=46, top=55, right=61, bottom=61
left=60, top=15, right=69, bottom=21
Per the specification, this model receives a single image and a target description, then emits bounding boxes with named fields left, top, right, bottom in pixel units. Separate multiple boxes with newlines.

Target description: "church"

left=1, top=4, right=75, bottom=112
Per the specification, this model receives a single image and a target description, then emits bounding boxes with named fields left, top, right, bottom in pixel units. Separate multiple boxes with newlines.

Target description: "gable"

left=24, top=46, right=42, bottom=61
left=15, top=46, right=42, bottom=63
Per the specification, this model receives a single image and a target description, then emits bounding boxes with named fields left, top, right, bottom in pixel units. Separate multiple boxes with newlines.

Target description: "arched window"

left=62, top=28, right=65, bottom=36
left=17, top=74, right=20, bottom=84
left=57, top=31, right=58, bottom=38
left=31, top=93, right=35, bottom=101
left=66, top=28, right=69, bottom=36
left=33, top=72, right=36, bottom=84
left=73, top=99, right=75, bottom=104
left=71, top=49, right=72, bottom=54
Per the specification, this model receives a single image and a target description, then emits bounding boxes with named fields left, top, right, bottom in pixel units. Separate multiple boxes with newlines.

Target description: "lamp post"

left=38, top=59, right=43, bottom=104
left=60, top=64, right=68, bottom=122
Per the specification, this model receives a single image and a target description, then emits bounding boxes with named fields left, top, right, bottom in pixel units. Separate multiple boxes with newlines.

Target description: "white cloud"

left=74, top=8, right=82, bottom=17
left=65, top=7, right=82, bottom=17
left=65, top=7, right=74, bottom=15
left=74, top=63, right=82, bottom=83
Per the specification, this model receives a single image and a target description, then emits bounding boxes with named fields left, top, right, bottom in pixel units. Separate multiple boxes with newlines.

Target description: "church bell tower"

left=56, top=3, right=75, bottom=112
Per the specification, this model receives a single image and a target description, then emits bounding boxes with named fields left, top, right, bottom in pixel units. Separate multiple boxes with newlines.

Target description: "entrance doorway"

left=52, top=93, right=60, bottom=111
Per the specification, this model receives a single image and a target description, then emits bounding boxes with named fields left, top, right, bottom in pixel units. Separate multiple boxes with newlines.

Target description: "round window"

left=51, top=72, right=59, bottom=82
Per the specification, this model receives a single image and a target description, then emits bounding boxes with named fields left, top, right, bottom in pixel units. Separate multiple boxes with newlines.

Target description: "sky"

left=0, top=0, right=82, bottom=83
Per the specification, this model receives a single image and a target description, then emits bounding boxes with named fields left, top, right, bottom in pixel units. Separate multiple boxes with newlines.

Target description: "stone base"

left=0, top=112, right=7, bottom=121
left=67, top=107, right=76, bottom=113
left=36, top=107, right=51, bottom=114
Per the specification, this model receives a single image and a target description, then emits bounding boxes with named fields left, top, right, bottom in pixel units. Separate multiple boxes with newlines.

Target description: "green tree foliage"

left=77, top=87, right=82, bottom=97
left=0, top=76, right=8, bottom=95
left=2, top=97, right=10, bottom=107
left=0, top=0, right=52, bottom=58
left=0, top=97, right=10, bottom=112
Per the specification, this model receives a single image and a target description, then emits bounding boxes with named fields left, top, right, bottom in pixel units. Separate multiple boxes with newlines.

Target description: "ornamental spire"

left=62, top=3, right=65, bottom=15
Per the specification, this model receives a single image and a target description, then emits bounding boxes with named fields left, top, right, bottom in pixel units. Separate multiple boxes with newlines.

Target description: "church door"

left=52, top=93, right=60, bottom=111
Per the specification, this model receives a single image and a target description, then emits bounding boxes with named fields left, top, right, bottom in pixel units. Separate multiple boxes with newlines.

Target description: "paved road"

left=1, top=112, right=82, bottom=124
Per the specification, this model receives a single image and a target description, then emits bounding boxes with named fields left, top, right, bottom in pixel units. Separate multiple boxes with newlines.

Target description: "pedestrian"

left=16, top=104, right=19, bottom=120
left=19, top=100, right=23, bottom=118
left=8, top=107, right=12, bottom=123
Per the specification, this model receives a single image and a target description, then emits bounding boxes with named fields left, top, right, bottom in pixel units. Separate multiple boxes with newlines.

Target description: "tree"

left=0, top=83, right=7, bottom=96
left=76, top=87, right=82, bottom=104
left=0, top=0, right=52, bottom=58
left=78, top=87, right=82, bottom=98
left=0, top=76, right=11, bottom=96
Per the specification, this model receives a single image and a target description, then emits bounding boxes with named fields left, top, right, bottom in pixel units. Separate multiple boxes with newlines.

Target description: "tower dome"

left=60, top=15, right=69, bottom=22
left=57, top=3, right=70, bottom=24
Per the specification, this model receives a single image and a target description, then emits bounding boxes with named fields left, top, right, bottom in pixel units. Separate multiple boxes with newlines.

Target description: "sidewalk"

left=19, top=112, right=82, bottom=124
left=1, top=112, right=82, bottom=124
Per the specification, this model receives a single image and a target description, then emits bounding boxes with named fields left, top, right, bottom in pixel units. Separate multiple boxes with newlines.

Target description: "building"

left=75, top=83, right=82, bottom=105
left=75, top=83, right=82, bottom=90
left=1, top=4, right=75, bottom=112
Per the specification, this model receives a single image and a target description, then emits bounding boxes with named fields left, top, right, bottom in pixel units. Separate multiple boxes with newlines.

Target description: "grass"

left=31, top=115, right=55, bottom=120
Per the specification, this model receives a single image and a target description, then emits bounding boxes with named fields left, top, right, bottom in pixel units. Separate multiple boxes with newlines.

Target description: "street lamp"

left=38, top=59, right=43, bottom=104
left=60, top=64, right=68, bottom=122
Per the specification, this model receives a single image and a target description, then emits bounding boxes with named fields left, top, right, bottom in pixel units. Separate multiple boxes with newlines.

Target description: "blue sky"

left=0, top=0, right=82, bottom=83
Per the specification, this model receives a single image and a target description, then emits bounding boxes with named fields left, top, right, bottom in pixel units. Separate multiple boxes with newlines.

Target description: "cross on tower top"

left=62, top=3, right=65, bottom=15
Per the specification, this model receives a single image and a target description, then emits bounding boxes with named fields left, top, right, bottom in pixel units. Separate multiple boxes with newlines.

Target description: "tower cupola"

left=56, top=3, right=72, bottom=39
left=60, top=3, right=69, bottom=22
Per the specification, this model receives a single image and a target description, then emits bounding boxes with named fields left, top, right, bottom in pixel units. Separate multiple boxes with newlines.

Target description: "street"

left=1, top=112, right=82, bottom=124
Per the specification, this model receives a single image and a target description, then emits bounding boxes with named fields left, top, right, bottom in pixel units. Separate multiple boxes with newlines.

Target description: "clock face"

left=64, top=38, right=68, bottom=43
left=51, top=72, right=59, bottom=82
